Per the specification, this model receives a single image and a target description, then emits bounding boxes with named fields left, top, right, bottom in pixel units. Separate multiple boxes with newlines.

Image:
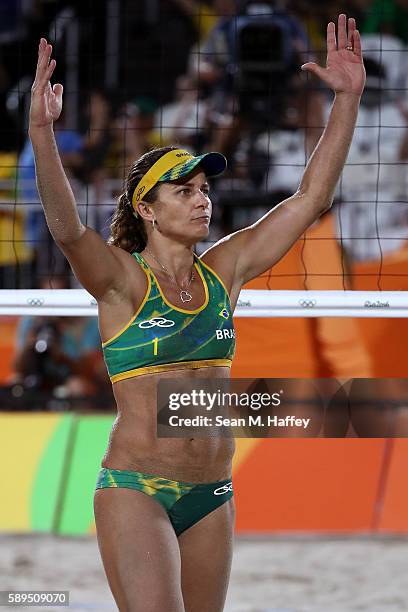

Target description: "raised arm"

left=29, top=38, right=128, bottom=300
left=204, top=14, right=366, bottom=292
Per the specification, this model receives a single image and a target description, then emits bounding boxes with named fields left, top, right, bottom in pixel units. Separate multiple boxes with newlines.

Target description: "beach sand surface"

left=0, top=534, right=407, bottom=612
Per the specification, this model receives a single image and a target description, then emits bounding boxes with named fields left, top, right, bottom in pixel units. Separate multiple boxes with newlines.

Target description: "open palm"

left=302, top=14, right=366, bottom=97
left=30, top=38, right=63, bottom=129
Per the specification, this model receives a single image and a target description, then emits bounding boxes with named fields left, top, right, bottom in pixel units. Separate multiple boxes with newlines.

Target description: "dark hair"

left=107, top=145, right=179, bottom=253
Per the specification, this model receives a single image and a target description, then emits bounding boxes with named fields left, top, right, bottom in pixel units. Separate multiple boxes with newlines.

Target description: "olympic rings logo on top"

left=138, top=317, right=175, bottom=329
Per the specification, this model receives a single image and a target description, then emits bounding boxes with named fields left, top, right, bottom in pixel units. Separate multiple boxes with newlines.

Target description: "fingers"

left=327, top=22, right=336, bottom=54
left=352, top=29, right=362, bottom=58
left=329, top=14, right=360, bottom=55
left=38, top=42, right=52, bottom=76
left=34, top=38, right=56, bottom=90
left=300, top=62, right=325, bottom=80
left=35, top=38, right=46, bottom=72
left=45, top=58, right=56, bottom=81
left=347, top=17, right=356, bottom=48
left=53, top=83, right=64, bottom=104
left=337, top=13, right=347, bottom=49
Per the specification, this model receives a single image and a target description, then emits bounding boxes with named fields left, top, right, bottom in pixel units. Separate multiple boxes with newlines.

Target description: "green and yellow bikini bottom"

left=95, top=467, right=234, bottom=537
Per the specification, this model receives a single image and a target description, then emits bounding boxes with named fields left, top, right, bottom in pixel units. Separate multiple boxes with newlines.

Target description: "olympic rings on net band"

left=299, top=299, right=316, bottom=308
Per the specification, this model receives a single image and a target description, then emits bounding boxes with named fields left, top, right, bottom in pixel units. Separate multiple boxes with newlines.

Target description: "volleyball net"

left=1, top=2, right=408, bottom=316
left=0, top=288, right=406, bottom=317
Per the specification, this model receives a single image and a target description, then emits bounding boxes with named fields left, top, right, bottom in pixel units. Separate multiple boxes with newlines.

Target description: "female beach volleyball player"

left=29, top=14, right=365, bottom=612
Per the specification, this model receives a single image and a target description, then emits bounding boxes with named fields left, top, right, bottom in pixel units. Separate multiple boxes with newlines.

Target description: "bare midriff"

left=101, top=365, right=234, bottom=483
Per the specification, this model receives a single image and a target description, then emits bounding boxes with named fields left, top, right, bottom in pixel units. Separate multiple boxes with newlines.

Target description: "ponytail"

left=107, top=192, right=147, bottom=253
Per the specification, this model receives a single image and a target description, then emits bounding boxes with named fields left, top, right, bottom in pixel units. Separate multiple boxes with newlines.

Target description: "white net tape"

left=0, top=289, right=406, bottom=317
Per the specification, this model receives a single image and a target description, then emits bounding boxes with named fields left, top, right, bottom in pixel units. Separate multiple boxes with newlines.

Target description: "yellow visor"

left=131, top=149, right=227, bottom=210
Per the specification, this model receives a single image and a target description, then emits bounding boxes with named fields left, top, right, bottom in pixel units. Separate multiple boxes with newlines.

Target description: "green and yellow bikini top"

left=101, top=252, right=236, bottom=383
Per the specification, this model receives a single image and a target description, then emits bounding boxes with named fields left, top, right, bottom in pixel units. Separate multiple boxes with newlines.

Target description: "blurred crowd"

left=1, top=0, right=408, bottom=407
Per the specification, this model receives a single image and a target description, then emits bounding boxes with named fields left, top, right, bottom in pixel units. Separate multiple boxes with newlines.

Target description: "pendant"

left=180, top=290, right=192, bottom=303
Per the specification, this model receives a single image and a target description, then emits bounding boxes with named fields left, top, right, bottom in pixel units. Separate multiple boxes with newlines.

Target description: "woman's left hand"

left=301, top=14, right=366, bottom=97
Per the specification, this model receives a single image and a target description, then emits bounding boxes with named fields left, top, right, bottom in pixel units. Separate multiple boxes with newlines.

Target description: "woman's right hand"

left=29, top=38, right=63, bottom=130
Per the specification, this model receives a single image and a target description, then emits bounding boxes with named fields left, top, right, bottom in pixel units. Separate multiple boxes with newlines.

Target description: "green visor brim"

left=158, top=152, right=227, bottom=183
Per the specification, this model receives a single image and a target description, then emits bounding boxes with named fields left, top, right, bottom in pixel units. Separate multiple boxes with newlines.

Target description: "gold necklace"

left=144, top=249, right=195, bottom=303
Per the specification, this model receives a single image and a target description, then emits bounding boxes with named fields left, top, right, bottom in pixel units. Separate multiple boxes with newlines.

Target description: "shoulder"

left=110, top=246, right=147, bottom=274
left=107, top=244, right=137, bottom=266
left=100, top=245, right=147, bottom=305
left=199, top=239, right=237, bottom=295
left=199, top=244, right=243, bottom=311
left=117, top=246, right=152, bottom=281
